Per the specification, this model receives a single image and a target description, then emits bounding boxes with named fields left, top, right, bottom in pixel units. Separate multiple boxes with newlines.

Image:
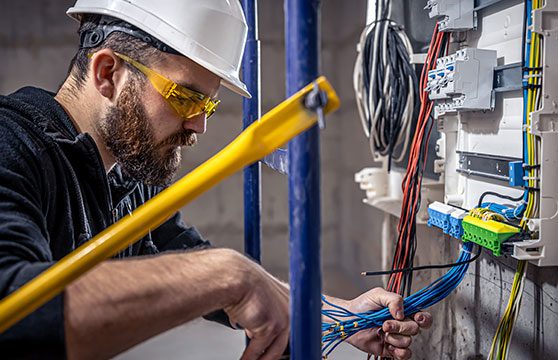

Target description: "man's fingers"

left=384, top=333, right=412, bottom=348
left=346, top=327, right=385, bottom=354
left=386, top=345, right=412, bottom=360
left=240, top=333, right=276, bottom=360
left=240, top=318, right=289, bottom=360
left=259, top=328, right=289, bottom=360
left=369, top=288, right=404, bottom=320
left=412, top=311, right=433, bottom=329
left=382, top=319, right=419, bottom=336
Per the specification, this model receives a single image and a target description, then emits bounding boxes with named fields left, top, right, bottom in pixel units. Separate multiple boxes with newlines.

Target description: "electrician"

left=0, top=1, right=432, bottom=359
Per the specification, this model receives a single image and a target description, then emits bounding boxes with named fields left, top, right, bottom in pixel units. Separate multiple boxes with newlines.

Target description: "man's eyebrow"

left=177, top=81, right=202, bottom=93
left=176, top=81, right=215, bottom=98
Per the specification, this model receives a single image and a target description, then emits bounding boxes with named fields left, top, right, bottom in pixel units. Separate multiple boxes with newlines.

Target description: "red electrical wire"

left=387, top=24, right=449, bottom=295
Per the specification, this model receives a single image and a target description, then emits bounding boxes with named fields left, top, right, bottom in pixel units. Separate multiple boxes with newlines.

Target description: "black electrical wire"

left=477, top=191, right=526, bottom=207
left=362, top=245, right=482, bottom=276
left=356, top=0, right=417, bottom=171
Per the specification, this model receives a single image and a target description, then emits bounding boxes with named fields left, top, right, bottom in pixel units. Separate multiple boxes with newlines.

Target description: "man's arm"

left=65, top=248, right=289, bottom=360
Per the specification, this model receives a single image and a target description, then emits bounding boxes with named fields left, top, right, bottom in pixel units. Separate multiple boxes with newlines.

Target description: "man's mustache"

left=158, top=130, right=197, bottom=148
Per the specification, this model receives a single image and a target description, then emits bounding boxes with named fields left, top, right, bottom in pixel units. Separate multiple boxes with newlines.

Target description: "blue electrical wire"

left=321, top=242, right=476, bottom=357
left=481, top=202, right=526, bottom=221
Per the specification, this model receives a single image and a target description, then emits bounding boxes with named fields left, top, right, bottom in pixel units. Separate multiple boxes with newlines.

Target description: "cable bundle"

left=481, top=201, right=526, bottom=222
left=388, top=25, right=449, bottom=296
left=321, top=242, right=477, bottom=358
left=488, top=0, right=541, bottom=358
left=354, top=0, right=417, bottom=170
left=520, top=0, right=541, bottom=228
left=488, top=260, right=527, bottom=360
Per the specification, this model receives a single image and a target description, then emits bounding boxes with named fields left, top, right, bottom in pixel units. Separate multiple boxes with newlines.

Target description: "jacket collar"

left=7, top=87, right=140, bottom=206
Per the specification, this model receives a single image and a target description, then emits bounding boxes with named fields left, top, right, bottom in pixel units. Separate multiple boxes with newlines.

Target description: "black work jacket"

left=0, top=87, right=210, bottom=359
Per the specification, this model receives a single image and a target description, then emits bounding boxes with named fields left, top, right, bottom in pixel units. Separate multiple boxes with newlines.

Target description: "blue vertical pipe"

left=241, top=0, right=262, bottom=263
left=285, top=0, right=322, bottom=359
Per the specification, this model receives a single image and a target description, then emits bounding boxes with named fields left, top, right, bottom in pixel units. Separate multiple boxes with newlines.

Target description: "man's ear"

left=89, top=49, right=127, bottom=101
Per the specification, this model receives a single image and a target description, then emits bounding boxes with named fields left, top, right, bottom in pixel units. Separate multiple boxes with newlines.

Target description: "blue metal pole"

left=241, top=0, right=262, bottom=263
left=285, top=0, right=322, bottom=359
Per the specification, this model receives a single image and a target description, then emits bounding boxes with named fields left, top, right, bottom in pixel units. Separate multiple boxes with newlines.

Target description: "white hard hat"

left=67, top=0, right=251, bottom=98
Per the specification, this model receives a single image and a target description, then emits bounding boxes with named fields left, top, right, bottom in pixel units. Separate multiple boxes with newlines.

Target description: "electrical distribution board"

left=356, top=0, right=558, bottom=267
left=434, top=1, right=558, bottom=267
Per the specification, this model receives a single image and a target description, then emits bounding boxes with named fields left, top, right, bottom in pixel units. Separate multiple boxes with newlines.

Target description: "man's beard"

left=95, top=78, right=197, bottom=186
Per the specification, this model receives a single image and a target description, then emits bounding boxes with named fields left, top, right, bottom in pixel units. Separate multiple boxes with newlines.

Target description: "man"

left=0, top=1, right=432, bottom=359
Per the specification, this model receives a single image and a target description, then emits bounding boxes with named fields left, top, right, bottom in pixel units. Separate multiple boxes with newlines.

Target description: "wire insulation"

left=322, top=243, right=478, bottom=357
left=361, top=246, right=482, bottom=276
left=354, top=0, right=417, bottom=169
left=388, top=24, right=449, bottom=296
left=488, top=1, right=540, bottom=358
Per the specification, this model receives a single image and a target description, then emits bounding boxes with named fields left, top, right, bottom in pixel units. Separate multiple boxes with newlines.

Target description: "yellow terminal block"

left=0, top=77, right=340, bottom=334
left=461, top=215, right=520, bottom=256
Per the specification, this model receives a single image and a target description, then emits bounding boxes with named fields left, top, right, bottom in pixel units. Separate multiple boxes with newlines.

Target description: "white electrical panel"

left=357, top=0, right=558, bottom=267
left=425, top=0, right=476, bottom=31
left=436, top=2, right=558, bottom=266
left=426, top=48, right=497, bottom=118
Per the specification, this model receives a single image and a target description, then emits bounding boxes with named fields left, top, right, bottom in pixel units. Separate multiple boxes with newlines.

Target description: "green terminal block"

left=461, top=215, right=520, bottom=256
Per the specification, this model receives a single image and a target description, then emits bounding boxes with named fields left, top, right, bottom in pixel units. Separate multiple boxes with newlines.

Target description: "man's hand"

left=223, top=251, right=290, bottom=360
left=326, top=288, right=432, bottom=360
left=65, top=248, right=290, bottom=360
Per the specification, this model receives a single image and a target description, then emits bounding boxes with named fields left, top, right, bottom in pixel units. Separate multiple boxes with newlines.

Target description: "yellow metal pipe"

left=0, top=76, right=339, bottom=333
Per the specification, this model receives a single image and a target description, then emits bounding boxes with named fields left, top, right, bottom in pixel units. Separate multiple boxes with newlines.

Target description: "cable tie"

left=523, top=73, right=542, bottom=79
left=523, top=84, right=542, bottom=89
left=459, top=244, right=475, bottom=256
left=524, top=186, right=540, bottom=192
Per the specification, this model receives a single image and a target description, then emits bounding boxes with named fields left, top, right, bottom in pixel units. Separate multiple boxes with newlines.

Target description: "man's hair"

left=63, top=14, right=163, bottom=93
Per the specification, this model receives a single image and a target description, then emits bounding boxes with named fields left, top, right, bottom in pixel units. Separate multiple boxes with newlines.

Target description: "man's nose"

left=183, top=113, right=207, bottom=134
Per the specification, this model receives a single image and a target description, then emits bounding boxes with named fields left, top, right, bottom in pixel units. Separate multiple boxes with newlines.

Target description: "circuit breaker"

left=425, top=0, right=475, bottom=31
left=426, top=48, right=497, bottom=118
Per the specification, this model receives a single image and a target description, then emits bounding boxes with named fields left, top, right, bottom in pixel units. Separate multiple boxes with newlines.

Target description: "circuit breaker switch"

left=426, top=0, right=476, bottom=31
left=429, top=48, right=497, bottom=118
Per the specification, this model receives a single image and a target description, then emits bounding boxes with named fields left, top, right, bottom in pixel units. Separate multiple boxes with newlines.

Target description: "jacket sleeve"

left=0, top=122, right=66, bottom=358
left=150, top=211, right=211, bottom=252
left=149, top=211, right=235, bottom=328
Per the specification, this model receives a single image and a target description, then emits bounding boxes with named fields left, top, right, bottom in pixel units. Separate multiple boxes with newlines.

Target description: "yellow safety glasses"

left=109, top=52, right=220, bottom=120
